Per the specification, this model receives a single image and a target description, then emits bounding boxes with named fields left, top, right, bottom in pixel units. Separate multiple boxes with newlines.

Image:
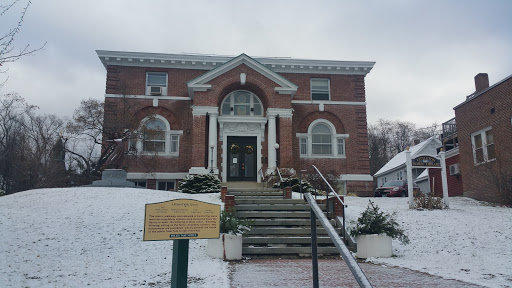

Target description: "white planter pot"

left=356, top=234, right=392, bottom=258
left=206, top=234, right=242, bottom=260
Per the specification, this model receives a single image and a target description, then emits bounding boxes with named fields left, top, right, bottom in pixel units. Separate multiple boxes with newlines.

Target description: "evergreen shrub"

left=350, top=200, right=410, bottom=244
left=178, top=174, right=221, bottom=194
left=219, top=210, right=252, bottom=235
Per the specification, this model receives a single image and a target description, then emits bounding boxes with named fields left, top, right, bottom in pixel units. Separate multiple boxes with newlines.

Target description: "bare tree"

left=0, top=93, right=64, bottom=194
left=368, top=119, right=440, bottom=185
left=64, top=96, right=144, bottom=180
left=1, top=0, right=46, bottom=85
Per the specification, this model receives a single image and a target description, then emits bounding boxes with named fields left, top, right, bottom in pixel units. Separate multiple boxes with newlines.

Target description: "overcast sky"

left=2, top=0, right=511, bottom=128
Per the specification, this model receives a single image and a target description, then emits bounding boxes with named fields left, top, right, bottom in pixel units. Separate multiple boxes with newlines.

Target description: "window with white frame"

left=312, top=124, right=332, bottom=155
left=300, top=137, right=307, bottom=156
left=220, top=91, right=263, bottom=116
left=296, top=119, right=348, bottom=158
left=472, top=127, right=495, bottom=164
left=146, top=72, right=167, bottom=96
left=310, top=78, right=330, bottom=100
left=130, top=116, right=182, bottom=155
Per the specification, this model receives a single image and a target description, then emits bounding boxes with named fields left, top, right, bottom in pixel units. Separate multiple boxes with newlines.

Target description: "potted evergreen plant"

left=206, top=210, right=251, bottom=260
left=350, top=200, right=409, bottom=258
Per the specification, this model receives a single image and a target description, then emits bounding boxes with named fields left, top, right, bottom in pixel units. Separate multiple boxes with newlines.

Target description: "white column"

left=267, top=114, right=277, bottom=174
left=208, top=112, right=218, bottom=171
left=406, top=148, right=414, bottom=209
left=440, top=150, right=450, bottom=208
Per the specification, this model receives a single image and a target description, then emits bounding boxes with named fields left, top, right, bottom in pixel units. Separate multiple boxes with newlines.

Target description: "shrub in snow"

left=178, top=174, right=220, bottom=194
left=272, top=177, right=313, bottom=193
left=350, top=200, right=410, bottom=244
left=414, top=194, right=443, bottom=210
left=219, top=210, right=252, bottom=235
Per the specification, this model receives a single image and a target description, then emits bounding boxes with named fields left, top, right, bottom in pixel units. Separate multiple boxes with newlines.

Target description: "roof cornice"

left=96, top=50, right=375, bottom=76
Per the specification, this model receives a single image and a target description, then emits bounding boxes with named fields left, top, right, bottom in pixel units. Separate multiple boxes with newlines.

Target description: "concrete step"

left=237, top=211, right=311, bottom=218
left=229, top=191, right=283, bottom=197
left=242, top=246, right=340, bottom=255
left=227, top=187, right=281, bottom=192
left=247, top=227, right=340, bottom=235
left=236, top=199, right=306, bottom=204
left=250, top=219, right=313, bottom=226
left=236, top=204, right=314, bottom=211
left=244, top=236, right=333, bottom=245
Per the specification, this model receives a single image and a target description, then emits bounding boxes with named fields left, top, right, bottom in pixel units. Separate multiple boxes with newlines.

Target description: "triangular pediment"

left=187, top=53, right=298, bottom=98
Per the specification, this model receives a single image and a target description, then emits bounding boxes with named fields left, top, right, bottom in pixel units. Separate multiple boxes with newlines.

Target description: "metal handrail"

left=275, top=166, right=283, bottom=183
left=258, top=168, right=265, bottom=188
left=311, top=165, right=344, bottom=206
left=305, top=193, right=373, bottom=288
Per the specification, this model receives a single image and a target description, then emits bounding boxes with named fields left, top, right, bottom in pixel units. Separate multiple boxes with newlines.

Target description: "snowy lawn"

left=0, top=188, right=229, bottom=288
left=344, top=196, right=512, bottom=288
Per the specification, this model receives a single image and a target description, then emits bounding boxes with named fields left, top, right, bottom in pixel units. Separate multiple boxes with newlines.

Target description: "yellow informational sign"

left=143, top=199, right=220, bottom=241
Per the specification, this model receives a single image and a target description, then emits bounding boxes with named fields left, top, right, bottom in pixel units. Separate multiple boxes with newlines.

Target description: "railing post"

left=310, top=208, right=319, bottom=288
left=221, top=186, right=227, bottom=203
left=225, top=195, right=235, bottom=213
left=284, top=186, right=292, bottom=199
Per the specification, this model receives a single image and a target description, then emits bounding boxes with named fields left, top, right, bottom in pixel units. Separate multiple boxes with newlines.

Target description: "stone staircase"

left=226, top=186, right=341, bottom=257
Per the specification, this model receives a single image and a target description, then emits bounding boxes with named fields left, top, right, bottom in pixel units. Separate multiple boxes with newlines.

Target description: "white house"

left=374, top=137, right=442, bottom=188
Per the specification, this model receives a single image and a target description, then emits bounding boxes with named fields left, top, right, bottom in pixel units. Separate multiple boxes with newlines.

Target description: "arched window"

left=311, top=123, right=332, bottom=155
left=220, top=91, right=263, bottom=116
left=129, top=115, right=183, bottom=155
left=296, top=119, right=348, bottom=158
left=143, top=119, right=166, bottom=152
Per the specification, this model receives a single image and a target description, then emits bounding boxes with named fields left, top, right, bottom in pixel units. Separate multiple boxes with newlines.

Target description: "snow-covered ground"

left=1, top=188, right=511, bottom=287
left=344, top=196, right=512, bottom=288
left=0, top=188, right=229, bottom=288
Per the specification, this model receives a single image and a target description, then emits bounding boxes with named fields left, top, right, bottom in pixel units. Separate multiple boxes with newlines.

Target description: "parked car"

left=374, top=180, right=419, bottom=197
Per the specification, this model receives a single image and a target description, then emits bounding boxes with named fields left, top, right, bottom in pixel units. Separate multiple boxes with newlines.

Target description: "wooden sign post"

left=406, top=152, right=449, bottom=209
left=143, top=199, right=220, bottom=288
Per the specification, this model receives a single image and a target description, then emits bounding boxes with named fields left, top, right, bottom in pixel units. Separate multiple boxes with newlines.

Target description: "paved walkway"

left=229, top=258, right=483, bottom=288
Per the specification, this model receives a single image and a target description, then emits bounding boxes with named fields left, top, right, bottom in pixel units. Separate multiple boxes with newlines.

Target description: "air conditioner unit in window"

left=150, top=86, right=162, bottom=96
left=449, top=163, right=461, bottom=176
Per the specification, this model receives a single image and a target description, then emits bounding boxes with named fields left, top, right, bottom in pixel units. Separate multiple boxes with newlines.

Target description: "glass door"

left=227, top=136, right=257, bottom=181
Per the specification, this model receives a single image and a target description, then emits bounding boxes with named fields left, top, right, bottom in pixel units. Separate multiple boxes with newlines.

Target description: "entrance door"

left=227, top=136, right=257, bottom=181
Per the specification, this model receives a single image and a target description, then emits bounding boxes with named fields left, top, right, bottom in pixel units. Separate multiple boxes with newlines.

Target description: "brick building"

left=96, top=51, right=375, bottom=195
left=452, top=73, right=512, bottom=204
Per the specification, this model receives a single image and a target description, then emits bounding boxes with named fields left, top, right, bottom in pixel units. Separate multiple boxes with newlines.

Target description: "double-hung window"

left=471, top=127, right=495, bottom=164
left=143, top=119, right=166, bottom=152
left=300, top=138, right=307, bottom=156
left=146, top=72, right=167, bottom=96
left=311, top=78, right=330, bottom=101
left=297, top=120, right=347, bottom=158
left=134, top=116, right=182, bottom=155
left=311, top=124, right=332, bottom=155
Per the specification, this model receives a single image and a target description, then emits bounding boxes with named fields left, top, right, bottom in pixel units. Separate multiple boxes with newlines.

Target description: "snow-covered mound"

left=0, top=187, right=228, bottom=288
left=345, top=196, right=512, bottom=288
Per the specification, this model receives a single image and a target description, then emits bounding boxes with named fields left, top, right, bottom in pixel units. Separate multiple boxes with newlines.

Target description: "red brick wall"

left=102, top=62, right=373, bottom=192
left=105, top=65, right=204, bottom=96
left=454, top=76, right=512, bottom=204
left=429, top=153, right=464, bottom=197
left=278, top=117, right=293, bottom=168
left=293, top=105, right=370, bottom=176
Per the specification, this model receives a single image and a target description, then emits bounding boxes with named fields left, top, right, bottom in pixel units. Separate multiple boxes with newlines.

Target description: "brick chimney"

left=474, top=73, right=489, bottom=93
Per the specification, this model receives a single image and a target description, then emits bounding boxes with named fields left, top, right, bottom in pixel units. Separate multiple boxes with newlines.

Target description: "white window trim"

left=135, top=115, right=183, bottom=156
left=296, top=119, right=348, bottom=159
left=471, top=126, right=495, bottom=165
left=310, top=78, right=330, bottom=101
left=145, top=72, right=168, bottom=96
